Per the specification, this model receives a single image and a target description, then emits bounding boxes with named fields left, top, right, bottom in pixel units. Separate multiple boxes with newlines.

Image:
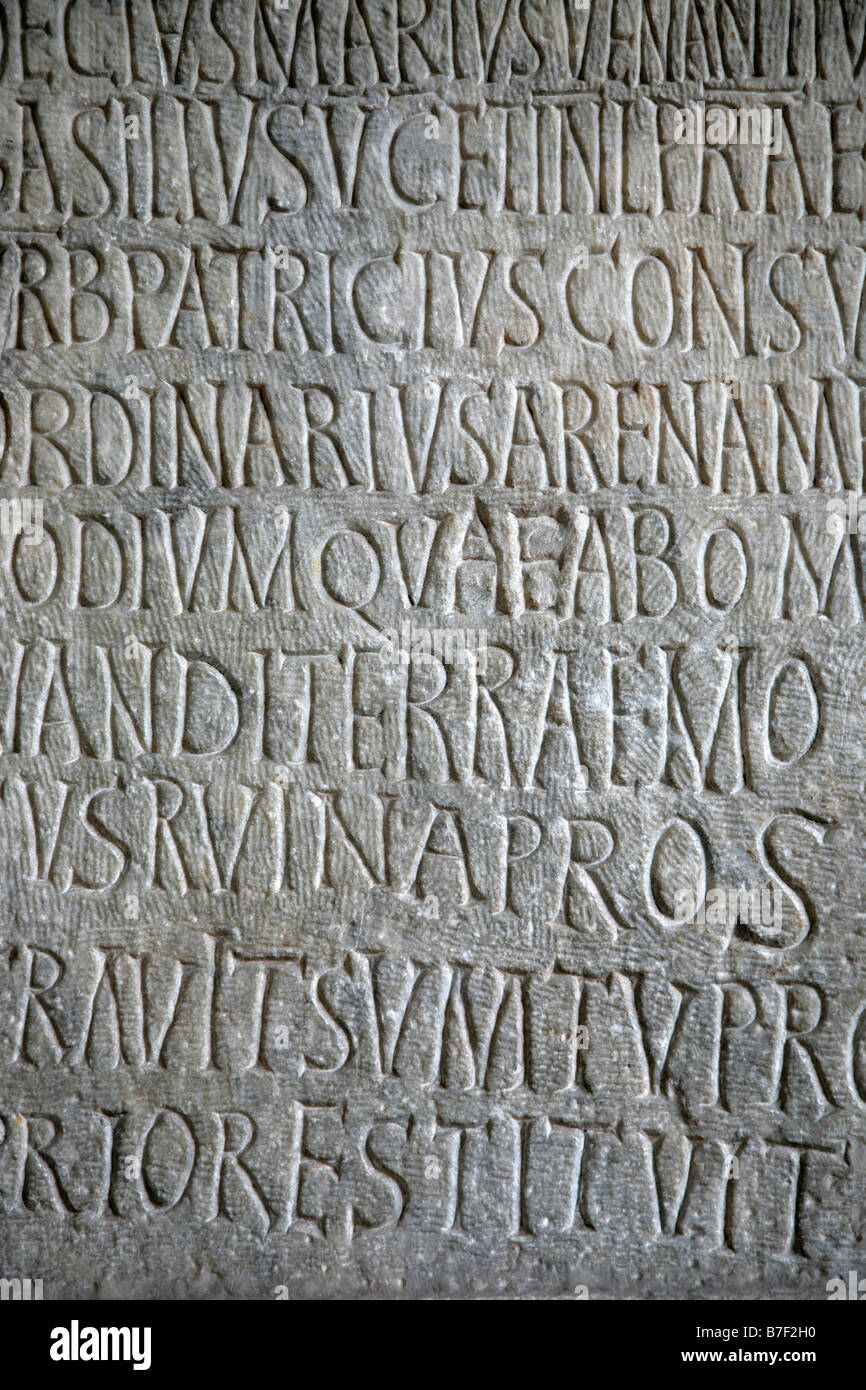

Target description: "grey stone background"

left=0, top=0, right=864, bottom=1299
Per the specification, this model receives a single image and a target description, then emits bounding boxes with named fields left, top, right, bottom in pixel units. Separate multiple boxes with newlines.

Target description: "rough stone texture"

left=0, top=0, right=864, bottom=1301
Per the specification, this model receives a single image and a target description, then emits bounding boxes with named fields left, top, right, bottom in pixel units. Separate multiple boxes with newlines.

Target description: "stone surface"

left=0, top=0, right=864, bottom=1301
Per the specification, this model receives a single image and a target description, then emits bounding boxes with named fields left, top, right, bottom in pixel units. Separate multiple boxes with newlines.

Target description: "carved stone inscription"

left=0, top=0, right=865, bottom=1299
